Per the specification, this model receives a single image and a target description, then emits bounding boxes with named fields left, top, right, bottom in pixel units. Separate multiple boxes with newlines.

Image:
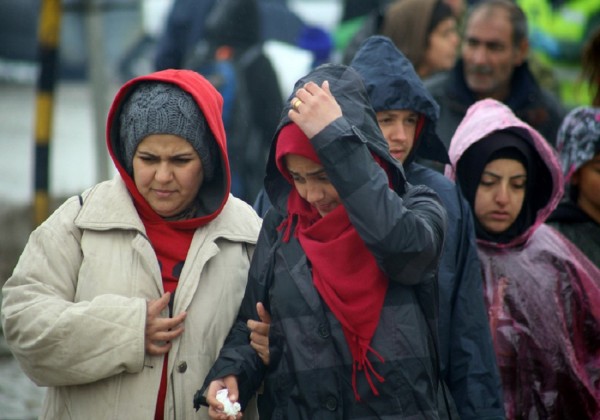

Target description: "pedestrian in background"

left=157, top=0, right=291, bottom=203
left=340, top=0, right=461, bottom=79
left=426, top=0, right=565, bottom=151
left=350, top=35, right=504, bottom=420
left=446, top=98, right=600, bottom=419
left=379, top=0, right=460, bottom=81
left=1, top=69, right=262, bottom=419
left=547, top=106, right=600, bottom=269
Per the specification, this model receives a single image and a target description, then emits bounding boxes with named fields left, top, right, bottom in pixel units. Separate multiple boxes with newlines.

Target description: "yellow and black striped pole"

left=33, top=0, right=61, bottom=226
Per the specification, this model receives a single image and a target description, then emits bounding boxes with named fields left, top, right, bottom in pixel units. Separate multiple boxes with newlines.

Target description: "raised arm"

left=289, top=80, right=446, bottom=284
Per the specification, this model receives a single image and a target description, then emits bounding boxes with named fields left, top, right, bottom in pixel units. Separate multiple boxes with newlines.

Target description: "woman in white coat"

left=1, top=69, right=261, bottom=419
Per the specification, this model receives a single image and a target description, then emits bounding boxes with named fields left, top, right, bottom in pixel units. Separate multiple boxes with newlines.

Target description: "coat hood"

left=350, top=36, right=449, bottom=166
left=106, top=69, right=230, bottom=225
left=264, top=63, right=407, bottom=213
left=445, top=99, right=563, bottom=248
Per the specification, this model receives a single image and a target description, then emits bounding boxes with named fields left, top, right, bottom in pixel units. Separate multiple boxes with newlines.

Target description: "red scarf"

left=126, top=175, right=221, bottom=420
left=276, top=123, right=389, bottom=400
left=134, top=201, right=197, bottom=420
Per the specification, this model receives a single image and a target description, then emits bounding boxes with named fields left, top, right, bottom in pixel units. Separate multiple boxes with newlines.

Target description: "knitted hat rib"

left=119, top=82, right=217, bottom=181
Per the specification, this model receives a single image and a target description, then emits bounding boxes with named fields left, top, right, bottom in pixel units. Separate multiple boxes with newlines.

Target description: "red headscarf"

left=275, top=123, right=389, bottom=400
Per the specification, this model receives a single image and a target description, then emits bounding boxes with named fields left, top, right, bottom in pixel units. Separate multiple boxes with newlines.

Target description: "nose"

left=471, top=45, right=487, bottom=65
left=494, top=184, right=510, bottom=205
left=390, top=122, right=407, bottom=143
left=155, top=162, right=173, bottom=183
left=305, top=182, right=325, bottom=204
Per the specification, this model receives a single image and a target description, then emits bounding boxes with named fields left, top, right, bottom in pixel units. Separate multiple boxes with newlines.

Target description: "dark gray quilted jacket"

left=198, top=63, right=449, bottom=419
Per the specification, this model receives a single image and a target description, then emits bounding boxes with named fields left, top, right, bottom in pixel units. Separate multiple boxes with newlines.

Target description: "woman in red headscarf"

left=196, top=63, right=454, bottom=419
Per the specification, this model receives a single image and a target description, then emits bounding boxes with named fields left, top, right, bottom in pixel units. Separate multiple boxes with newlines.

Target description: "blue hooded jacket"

left=350, top=36, right=505, bottom=420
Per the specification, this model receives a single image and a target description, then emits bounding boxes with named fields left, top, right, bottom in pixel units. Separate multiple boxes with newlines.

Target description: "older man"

left=426, top=0, right=565, bottom=151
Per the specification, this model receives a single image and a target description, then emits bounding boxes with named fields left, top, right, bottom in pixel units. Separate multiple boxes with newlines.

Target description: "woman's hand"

left=145, top=292, right=186, bottom=355
left=206, top=375, right=243, bottom=419
left=289, top=80, right=342, bottom=139
left=247, top=302, right=272, bottom=365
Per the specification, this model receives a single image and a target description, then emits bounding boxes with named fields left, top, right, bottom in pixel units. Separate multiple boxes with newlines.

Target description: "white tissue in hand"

left=216, top=389, right=241, bottom=417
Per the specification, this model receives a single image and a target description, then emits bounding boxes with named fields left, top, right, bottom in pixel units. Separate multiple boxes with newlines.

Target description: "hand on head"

left=145, top=292, right=187, bottom=355
left=288, top=81, right=343, bottom=139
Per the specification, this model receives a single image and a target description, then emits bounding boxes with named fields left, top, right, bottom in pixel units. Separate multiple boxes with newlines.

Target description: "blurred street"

left=0, top=79, right=114, bottom=419
left=0, top=80, right=118, bottom=205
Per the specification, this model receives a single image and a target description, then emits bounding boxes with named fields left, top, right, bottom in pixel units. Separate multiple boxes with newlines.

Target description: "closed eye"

left=138, top=154, right=159, bottom=163
left=172, top=157, right=194, bottom=164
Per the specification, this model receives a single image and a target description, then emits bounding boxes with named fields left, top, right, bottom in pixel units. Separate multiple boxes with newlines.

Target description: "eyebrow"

left=137, top=150, right=196, bottom=157
left=482, top=170, right=527, bottom=180
left=465, top=36, right=505, bottom=50
left=288, top=168, right=327, bottom=177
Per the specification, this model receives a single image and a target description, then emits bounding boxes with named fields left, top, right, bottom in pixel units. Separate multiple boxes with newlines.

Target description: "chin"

left=152, top=206, right=178, bottom=218
left=484, top=223, right=511, bottom=234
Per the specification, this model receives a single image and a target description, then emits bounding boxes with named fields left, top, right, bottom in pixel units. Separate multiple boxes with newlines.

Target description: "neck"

left=417, top=64, right=431, bottom=80
left=475, top=84, right=510, bottom=102
left=164, top=202, right=199, bottom=221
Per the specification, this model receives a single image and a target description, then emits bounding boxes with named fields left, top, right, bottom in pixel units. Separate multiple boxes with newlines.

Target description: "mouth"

left=390, top=149, right=406, bottom=160
left=152, top=189, right=175, bottom=198
left=315, top=202, right=335, bottom=215
left=468, top=66, right=493, bottom=78
left=489, top=211, right=511, bottom=221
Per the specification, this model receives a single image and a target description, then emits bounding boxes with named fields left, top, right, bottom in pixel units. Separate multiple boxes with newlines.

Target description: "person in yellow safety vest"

left=517, top=0, right=600, bottom=108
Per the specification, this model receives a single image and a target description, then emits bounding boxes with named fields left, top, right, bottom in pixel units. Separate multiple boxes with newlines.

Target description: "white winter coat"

left=1, top=176, right=261, bottom=419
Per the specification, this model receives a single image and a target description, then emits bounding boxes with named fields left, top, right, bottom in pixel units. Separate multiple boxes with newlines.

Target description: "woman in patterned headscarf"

left=546, top=106, right=600, bottom=269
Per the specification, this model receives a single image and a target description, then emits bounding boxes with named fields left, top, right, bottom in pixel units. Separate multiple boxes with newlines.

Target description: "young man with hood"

left=446, top=98, right=600, bottom=418
left=350, top=35, right=504, bottom=420
left=1, top=69, right=262, bottom=419
left=196, top=63, right=451, bottom=418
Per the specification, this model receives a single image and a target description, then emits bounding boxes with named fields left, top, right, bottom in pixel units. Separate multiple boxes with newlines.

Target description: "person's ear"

left=514, top=37, right=529, bottom=66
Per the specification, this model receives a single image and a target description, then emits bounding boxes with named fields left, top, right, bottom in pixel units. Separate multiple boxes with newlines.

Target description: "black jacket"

left=199, top=63, right=449, bottom=418
left=350, top=36, right=504, bottom=420
left=547, top=201, right=600, bottom=269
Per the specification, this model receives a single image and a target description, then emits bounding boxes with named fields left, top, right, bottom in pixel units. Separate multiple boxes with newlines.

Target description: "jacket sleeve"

left=446, top=196, right=505, bottom=420
left=310, top=118, right=447, bottom=285
left=0, top=197, right=146, bottom=387
left=197, top=212, right=279, bottom=409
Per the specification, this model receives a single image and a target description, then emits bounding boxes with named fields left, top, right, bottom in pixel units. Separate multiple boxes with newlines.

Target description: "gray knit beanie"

left=119, top=82, right=217, bottom=181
